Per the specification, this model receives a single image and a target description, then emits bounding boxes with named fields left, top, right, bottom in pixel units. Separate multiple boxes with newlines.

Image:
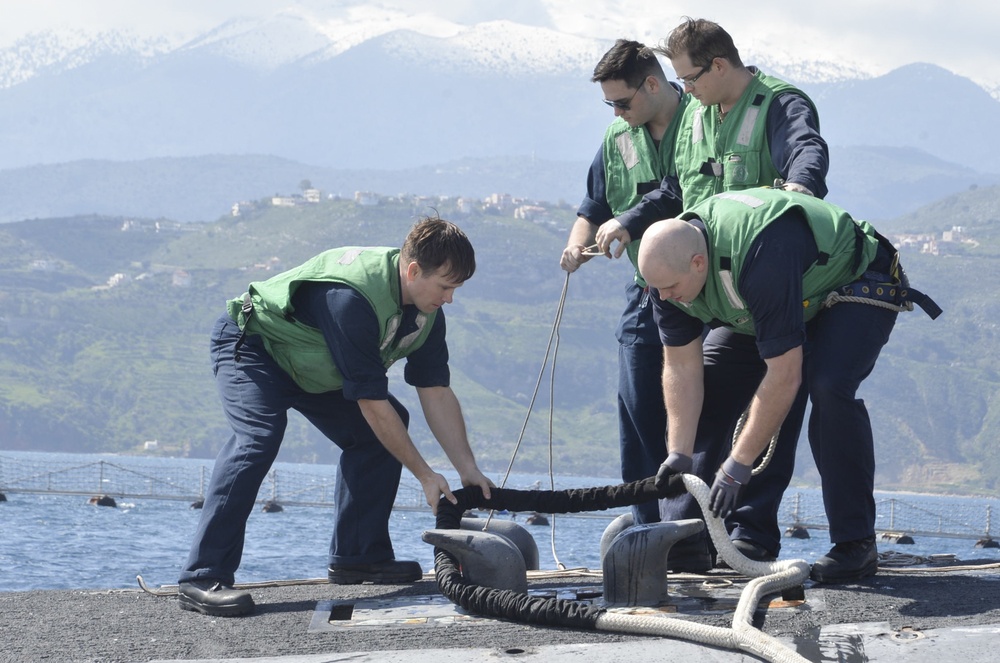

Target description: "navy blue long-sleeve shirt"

left=291, top=281, right=450, bottom=401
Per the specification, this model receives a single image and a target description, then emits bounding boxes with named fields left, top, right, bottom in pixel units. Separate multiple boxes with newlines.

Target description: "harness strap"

left=233, top=293, right=255, bottom=361
left=822, top=229, right=943, bottom=320
left=899, top=286, right=943, bottom=319
left=823, top=273, right=942, bottom=319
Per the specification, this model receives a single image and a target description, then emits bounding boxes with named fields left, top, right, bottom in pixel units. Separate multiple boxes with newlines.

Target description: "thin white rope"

left=546, top=273, right=568, bottom=569
left=491, top=274, right=569, bottom=491
left=484, top=273, right=571, bottom=571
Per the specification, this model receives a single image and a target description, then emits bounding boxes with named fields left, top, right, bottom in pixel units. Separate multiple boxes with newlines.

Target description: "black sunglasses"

left=603, top=83, right=644, bottom=111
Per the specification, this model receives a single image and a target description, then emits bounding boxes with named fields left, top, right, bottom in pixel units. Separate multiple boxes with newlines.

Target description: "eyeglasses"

left=603, top=83, right=644, bottom=111
left=677, top=62, right=713, bottom=87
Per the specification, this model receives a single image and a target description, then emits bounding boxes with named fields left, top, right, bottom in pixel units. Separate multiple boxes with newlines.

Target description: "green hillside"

left=0, top=189, right=997, bottom=495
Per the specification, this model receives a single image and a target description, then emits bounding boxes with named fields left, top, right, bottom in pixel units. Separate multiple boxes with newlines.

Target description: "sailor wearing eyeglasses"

left=610, top=18, right=831, bottom=572
left=664, top=17, right=828, bottom=204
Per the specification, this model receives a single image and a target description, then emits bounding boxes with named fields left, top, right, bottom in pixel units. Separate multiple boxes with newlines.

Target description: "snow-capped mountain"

left=0, top=10, right=888, bottom=88
left=0, top=29, right=170, bottom=89
left=176, top=14, right=337, bottom=70
left=0, top=11, right=997, bottom=182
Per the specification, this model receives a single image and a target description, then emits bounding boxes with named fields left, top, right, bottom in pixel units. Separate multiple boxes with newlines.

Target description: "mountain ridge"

left=0, top=15, right=955, bottom=90
left=1, top=20, right=998, bottom=177
left=0, top=146, right=995, bottom=226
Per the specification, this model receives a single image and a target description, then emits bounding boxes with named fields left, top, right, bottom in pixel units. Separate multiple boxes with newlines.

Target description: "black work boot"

left=178, top=579, right=254, bottom=616
left=328, top=559, right=423, bottom=585
left=810, top=536, right=878, bottom=583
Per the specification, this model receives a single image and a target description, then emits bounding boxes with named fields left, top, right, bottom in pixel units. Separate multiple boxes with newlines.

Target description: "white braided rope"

left=595, top=474, right=811, bottom=663
left=596, top=612, right=739, bottom=647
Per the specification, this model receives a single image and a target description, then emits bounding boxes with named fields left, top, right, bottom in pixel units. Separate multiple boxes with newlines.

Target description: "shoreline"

left=5, top=449, right=999, bottom=499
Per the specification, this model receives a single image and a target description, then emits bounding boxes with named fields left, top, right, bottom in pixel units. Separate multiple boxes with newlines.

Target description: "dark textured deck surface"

left=3, top=558, right=1000, bottom=663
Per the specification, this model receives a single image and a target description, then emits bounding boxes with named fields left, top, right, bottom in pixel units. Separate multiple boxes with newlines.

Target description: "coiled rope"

left=821, top=290, right=913, bottom=314
left=733, top=408, right=779, bottom=477
left=433, top=474, right=811, bottom=663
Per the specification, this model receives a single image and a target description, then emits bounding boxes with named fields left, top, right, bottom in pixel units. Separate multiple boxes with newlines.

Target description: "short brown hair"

left=401, top=215, right=475, bottom=283
left=657, top=17, right=743, bottom=69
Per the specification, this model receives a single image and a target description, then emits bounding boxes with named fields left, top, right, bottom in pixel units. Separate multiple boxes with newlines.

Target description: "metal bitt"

left=422, top=528, right=528, bottom=593
left=460, top=517, right=540, bottom=570
left=600, top=512, right=635, bottom=561
left=601, top=517, right=706, bottom=607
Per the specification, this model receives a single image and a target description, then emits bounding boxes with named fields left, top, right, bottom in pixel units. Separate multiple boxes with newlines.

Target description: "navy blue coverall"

left=651, top=213, right=898, bottom=549
left=179, top=282, right=449, bottom=585
left=579, top=88, right=828, bottom=536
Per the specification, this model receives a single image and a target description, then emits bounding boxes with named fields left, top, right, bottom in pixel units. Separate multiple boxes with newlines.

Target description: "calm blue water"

left=2, top=451, right=999, bottom=593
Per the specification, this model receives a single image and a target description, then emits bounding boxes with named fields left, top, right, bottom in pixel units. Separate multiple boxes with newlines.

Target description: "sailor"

left=610, top=17, right=829, bottom=569
left=641, top=188, right=940, bottom=583
left=177, top=215, right=495, bottom=615
left=560, top=39, right=687, bottom=533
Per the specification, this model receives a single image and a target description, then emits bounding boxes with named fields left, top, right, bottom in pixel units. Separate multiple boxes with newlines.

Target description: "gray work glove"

left=654, top=452, right=692, bottom=497
left=709, top=456, right=752, bottom=519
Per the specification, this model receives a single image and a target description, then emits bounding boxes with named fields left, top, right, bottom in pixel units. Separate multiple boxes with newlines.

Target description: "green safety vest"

left=227, top=247, right=437, bottom=393
left=675, top=189, right=878, bottom=335
left=601, top=92, right=689, bottom=286
left=675, top=70, right=818, bottom=206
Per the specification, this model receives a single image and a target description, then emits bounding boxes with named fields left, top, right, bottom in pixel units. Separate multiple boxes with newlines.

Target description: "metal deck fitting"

left=601, top=518, right=706, bottom=606
left=422, top=528, right=528, bottom=593
left=460, top=517, right=540, bottom=570
left=599, top=512, right=635, bottom=560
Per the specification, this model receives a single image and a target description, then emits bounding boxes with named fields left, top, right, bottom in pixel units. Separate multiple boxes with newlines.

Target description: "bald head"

left=638, top=218, right=709, bottom=304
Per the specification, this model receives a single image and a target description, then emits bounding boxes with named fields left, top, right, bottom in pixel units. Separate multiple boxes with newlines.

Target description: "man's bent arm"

left=417, top=385, right=493, bottom=495
left=358, top=397, right=454, bottom=513
left=767, top=94, right=828, bottom=199
left=614, top=175, right=684, bottom=240
left=730, top=346, right=803, bottom=465
left=561, top=216, right=599, bottom=272
left=662, top=338, right=705, bottom=458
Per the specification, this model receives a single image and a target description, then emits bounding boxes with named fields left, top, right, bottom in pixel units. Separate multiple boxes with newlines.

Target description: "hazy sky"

left=1, top=0, right=997, bottom=91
